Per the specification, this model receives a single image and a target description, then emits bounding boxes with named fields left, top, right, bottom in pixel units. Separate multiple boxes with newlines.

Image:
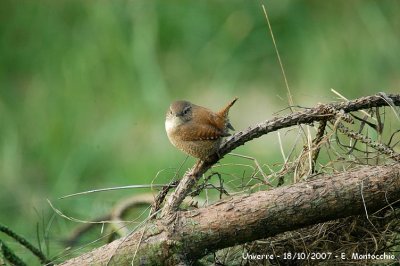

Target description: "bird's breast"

left=165, top=118, right=175, bottom=133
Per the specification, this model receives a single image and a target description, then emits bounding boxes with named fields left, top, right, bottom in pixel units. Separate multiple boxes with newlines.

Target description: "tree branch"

left=59, top=164, right=400, bottom=265
left=161, top=93, right=400, bottom=216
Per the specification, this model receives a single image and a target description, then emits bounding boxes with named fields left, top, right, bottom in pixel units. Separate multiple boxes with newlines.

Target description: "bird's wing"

left=178, top=122, right=227, bottom=141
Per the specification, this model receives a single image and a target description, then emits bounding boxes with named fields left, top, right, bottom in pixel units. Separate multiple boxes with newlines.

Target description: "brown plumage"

left=165, top=98, right=237, bottom=160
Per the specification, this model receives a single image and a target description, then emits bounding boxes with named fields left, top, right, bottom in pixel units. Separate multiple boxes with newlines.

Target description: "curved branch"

left=161, top=93, right=400, bottom=216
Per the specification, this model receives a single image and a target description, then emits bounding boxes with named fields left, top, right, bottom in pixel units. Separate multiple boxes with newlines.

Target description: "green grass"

left=0, top=0, right=399, bottom=264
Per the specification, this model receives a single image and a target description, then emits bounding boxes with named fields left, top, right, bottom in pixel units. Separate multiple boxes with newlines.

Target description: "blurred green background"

left=0, top=0, right=399, bottom=263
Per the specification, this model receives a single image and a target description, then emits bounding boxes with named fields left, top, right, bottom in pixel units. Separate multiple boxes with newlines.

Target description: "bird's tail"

left=218, top=97, right=238, bottom=118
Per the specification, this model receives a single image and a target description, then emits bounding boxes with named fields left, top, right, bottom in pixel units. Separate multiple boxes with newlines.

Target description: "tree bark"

left=59, top=164, right=400, bottom=265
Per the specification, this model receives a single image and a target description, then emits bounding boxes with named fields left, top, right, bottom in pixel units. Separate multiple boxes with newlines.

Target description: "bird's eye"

left=183, top=106, right=191, bottom=115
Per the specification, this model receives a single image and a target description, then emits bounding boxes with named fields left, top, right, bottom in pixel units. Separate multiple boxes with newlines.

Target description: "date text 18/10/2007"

left=242, top=252, right=396, bottom=261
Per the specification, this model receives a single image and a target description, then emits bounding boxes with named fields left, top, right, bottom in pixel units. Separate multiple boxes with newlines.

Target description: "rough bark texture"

left=59, top=164, right=400, bottom=265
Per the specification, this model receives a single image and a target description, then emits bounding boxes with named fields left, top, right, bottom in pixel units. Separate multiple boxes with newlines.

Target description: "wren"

left=165, top=98, right=238, bottom=161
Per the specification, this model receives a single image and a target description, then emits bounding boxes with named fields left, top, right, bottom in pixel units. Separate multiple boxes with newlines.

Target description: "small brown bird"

left=165, top=98, right=238, bottom=161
